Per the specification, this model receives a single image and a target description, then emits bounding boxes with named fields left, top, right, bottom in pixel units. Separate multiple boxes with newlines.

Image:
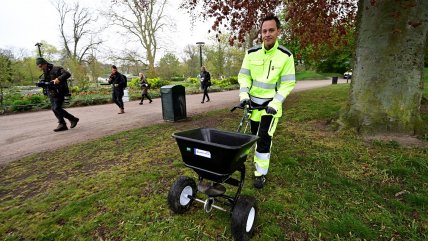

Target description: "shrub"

left=147, top=78, right=171, bottom=89
left=28, top=94, right=45, bottom=104
left=170, top=76, right=185, bottom=81
left=225, top=76, right=238, bottom=85
left=129, top=77, right=140, bottom=88
left=186, top=77, right=199, bottom=84
left=12, top=100, right=32, bottom=111
left=70, top=86, right=80, bottom=94
left=210, top=76, right=239, bottom=88
left=71, top=95, right=111, bottom=106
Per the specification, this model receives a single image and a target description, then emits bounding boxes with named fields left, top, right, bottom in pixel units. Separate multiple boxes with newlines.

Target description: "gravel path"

left=0, top=79, right=347, bottom=165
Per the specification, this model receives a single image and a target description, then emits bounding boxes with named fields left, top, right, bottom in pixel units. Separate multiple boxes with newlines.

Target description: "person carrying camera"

left=108, top=65, right=126, bottom=114
left=36, top=57, right=79, bottom=132
left=138, top=72, right=152, bottom=105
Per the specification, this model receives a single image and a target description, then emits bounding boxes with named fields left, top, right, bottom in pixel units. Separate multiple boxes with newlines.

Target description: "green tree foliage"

left=12, top=57, right=40, bottom=85
left=158, top=53, right=181, bottom=80
left=35, top=41, right=60, bottom=61
left=202, top=35, right=245, bottom=78
left=182, top=45, right=200, bottom=78
left=66, top=59, right=89, bottom=90
left=223, top=44, right=245, bottom=77
left=0, top=49, right=14, bottom=106
left=205, top=37, right=226, bottom=78
left=86, top=53, right=104, bottom=88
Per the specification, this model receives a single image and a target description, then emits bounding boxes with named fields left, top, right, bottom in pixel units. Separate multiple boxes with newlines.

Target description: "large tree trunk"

left=341, top=0, right=428, bottom=134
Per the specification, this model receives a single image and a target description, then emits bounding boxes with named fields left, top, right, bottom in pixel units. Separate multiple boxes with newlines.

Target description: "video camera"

left=36, top=75, right=71, bottom=104
left=36, top=81, right=55, bottom=88
left=36, top=74, right=58, bottom=96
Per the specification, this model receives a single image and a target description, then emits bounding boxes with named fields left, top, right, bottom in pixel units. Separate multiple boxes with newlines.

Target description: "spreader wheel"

left=231, top=195, right=257, bottom=241
left=167, top=176, right=197, bottom=214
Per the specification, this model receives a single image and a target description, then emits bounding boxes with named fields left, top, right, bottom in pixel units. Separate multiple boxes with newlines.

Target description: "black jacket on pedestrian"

left=109, top=72, right=125, bottom=110
left=109, top=72, right=125, bottom=89
left=41, top=64, right=77, bottom=126
left=42, top=64, right=71, bottom=97
left=200, top=70, right=211, bottom=103
left=200, top=71, right=211, bottom=89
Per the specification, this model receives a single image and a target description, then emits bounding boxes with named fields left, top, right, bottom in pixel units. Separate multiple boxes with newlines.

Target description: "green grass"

left=296, top=70, right=341, bottom=80
left=1, top=85, right=427, bottom=240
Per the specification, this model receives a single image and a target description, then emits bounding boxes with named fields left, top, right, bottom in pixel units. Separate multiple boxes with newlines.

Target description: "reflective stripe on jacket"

left=238, top=40, right=296, bottom=117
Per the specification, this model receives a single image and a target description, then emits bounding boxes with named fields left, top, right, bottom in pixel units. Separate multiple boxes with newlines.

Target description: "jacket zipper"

left=266, top=60, right=272, bottom=79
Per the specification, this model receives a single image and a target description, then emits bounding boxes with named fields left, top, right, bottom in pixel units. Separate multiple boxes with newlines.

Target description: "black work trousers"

left=250, top=115, right=274, bottom=153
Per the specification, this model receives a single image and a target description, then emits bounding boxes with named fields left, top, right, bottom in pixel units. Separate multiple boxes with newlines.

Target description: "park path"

left=0, top=79, right=347, bottom=165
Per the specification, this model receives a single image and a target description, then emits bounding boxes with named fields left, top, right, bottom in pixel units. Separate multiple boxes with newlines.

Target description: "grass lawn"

left=296, top=71, right=340, bottom=80
left=1, top=85, right=427, bottom=240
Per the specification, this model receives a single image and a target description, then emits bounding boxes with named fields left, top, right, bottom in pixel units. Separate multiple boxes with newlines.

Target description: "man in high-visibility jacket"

left=238, top=15, right=296, bottom=189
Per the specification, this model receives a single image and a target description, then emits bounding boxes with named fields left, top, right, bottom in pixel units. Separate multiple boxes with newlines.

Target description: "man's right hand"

left=240, top=99, right=249, bottom=108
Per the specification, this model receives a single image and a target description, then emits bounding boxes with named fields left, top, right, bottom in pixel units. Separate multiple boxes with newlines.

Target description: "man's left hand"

left=266, top=106, right=277, bottom=115
left=52, top=78, right=60, bottom=85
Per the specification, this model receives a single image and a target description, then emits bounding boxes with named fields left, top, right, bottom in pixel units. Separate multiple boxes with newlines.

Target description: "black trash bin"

left=160, top=85, right=186, bottom=121
left=332, top=76, right=338, bottom=84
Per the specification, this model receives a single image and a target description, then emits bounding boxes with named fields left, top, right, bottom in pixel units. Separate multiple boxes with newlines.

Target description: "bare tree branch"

left=52, top=0, right=103, bottom=63
left=106, top=0, right=169, bottom=76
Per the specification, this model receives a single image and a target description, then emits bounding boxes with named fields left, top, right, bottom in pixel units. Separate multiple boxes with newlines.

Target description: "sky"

left=0, top=0, right=213, bottom=62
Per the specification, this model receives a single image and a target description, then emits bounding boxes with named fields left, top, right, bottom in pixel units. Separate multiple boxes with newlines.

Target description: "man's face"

left=261, top=19, right=280, bottom=50
left=37, top=63, right=47, bottom=71
left=112, top=68, right=117, bottom=74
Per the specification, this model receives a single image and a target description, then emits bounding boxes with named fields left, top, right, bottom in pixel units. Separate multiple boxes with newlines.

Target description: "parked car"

left=344, top=70, right=352, bottom=79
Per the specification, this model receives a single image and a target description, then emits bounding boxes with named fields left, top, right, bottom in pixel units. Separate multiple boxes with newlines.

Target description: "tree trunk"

left=341, top=0, right=428, bottom=134
left=147, top=52, right=156, bottom=77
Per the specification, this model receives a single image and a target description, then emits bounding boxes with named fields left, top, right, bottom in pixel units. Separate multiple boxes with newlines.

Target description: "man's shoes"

left=253, top=175, right=266, bottom=189
left=54, top=123, right=68, bottom=132
left=70, top=118, right=79, bottom=128
left=206, top=99, right=210, bottom=102
left=149, top=100, right=152, bottom=103
left=139, top=102, right=143, bottom=105
left=201, top=101, right=204, bottom=103
left=118, top=108, right=125, bottom=114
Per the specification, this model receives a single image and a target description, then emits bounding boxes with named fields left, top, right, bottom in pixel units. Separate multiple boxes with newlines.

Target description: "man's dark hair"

left=261, top=15, right=281, bottom=29
left=112, top=65, right=117, bottom=70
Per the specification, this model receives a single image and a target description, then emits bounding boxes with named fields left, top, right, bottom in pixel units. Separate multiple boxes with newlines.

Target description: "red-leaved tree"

left=181, top=0, right=428, bottom=135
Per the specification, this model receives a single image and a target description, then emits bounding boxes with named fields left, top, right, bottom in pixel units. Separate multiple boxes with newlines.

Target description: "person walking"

left=108, top=65, right=126, bottom=114
left=200, top=66, right=211, bottom=103
left=138, top=72, right=152, bottom=105
left=36, top=57, right=79, bottom=132
left=238, top=15, right=296, bottom=189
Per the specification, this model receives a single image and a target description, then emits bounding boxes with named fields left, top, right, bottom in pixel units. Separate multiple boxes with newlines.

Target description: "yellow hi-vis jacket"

left=238, top=40, right=296, bottom=117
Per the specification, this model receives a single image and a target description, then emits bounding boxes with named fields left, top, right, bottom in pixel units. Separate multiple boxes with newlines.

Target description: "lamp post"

left=196, top=41, right=205, bottom=67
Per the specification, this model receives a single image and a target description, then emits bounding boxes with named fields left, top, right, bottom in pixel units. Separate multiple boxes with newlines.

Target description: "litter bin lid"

left=160, top=84, right=184, bottom=93
left=161, top=85, right=176, bottom=89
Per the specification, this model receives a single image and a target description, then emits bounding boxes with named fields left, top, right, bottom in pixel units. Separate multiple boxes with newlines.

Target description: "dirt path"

left=0, top=79, right=348, bottom=165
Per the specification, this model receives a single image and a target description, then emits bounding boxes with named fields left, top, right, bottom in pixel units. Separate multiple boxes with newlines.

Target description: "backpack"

left=121, top=74, right=128, bottom=88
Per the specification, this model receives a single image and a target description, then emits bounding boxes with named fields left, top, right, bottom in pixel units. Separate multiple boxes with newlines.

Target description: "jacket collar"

left=262, top=40, right=279, bottom=54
